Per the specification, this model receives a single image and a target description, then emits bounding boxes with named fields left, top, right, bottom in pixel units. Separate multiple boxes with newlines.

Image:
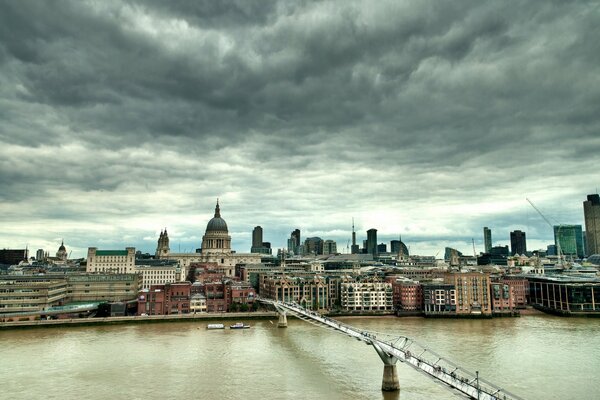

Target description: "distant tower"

left=156, top=228, right=170, bottom=257
left=554, top=225, right=584, bottom=258
left=351, top=218, right=360, bottom=254
left=483, top=227, right=492, bottom=253
left=584, top=194, right=600, bottom=255
left=510, top=230, right=527, bottom=256
left=288, top=229, right=301, bottom=255
left=252, top=226, right=263, bottom=249
left=56, top=240, right=68, bottom=261
left=366, top=228, right=378, bottom=258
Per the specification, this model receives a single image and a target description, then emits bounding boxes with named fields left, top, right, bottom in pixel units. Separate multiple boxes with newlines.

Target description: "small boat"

left=207, top=323, right=225, bottom=330
left=229, top=322, right=250, bottom=329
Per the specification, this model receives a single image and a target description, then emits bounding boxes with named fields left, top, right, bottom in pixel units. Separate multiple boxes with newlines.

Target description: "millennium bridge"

left=259, top=298, right=524, bottom=400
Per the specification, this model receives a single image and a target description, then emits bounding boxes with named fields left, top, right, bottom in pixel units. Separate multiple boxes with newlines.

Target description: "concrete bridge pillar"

left=277, top=309, right=288, bottom=328
left=372, top=342, right=400, bottom=391
left=275, top=306, right=287, bottom=328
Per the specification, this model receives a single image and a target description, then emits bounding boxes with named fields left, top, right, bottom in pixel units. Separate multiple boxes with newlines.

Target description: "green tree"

left=240, top=303, right=249, bottom=312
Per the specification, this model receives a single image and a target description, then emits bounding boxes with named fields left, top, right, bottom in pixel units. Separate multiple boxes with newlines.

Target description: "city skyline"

left=1, top=1, right=599, bottom=258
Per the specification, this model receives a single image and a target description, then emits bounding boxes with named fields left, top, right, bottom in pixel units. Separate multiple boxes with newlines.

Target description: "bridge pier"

left=277, top=311, right=288, bottom=328
left=372, top=342, right=400, bottom=391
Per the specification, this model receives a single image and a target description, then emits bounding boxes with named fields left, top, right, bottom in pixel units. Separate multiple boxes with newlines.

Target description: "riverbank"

left=0, top=311, right=279, bottom=330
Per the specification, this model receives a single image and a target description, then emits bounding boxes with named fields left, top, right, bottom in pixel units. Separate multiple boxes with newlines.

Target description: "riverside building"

left=340, top=280, right=393, bottom=312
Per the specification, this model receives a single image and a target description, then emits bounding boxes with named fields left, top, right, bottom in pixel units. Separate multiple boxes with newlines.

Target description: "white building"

left=135, top=260, right=182, bottom=289
left=190, top=293, right=207, bottom=313
left=86, top=247, right=136, bottom=274
left=340, top=281, right=393, bottom=311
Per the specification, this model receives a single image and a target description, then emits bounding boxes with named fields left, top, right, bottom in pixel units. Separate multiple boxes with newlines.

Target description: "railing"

left=261, top=298, right=524, bottom=400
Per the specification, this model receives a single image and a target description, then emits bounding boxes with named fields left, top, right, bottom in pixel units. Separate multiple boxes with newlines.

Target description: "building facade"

left=483, top=227, right=492, bottom=253
left=0, top=276, right=67, bottom=316
left=340, top=281, right=393, bottom=312
left=553, top=225, right=584, bottom=258
left=138, top=282, right=191, bottom=315
left=423, top=283, right=456, bottom=314
left=135, top=259, right=182, bottom=289
left=67, top=273, right=140, bottom=302
left=529, top=275, right=600, bottom=314
left=445, top=272, right=492, bottom=315
left=366, top=229, right=378, bottom=258
left=86, top=248, right=136, bottom=274
left=584, top=194, right=600, bottom=256
left=510, top=230, right=527, bottom=256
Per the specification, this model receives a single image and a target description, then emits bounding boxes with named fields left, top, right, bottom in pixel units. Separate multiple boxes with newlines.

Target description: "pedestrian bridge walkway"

left=260, top=298, right=524, bottom=400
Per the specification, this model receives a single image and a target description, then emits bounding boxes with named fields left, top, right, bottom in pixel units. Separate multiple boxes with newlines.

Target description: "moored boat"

left=207, top=323, right=225, bottom=330
left=229, top=322, right=250, bottom=329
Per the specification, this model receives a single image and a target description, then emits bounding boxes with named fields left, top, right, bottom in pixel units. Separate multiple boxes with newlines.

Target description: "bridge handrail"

left=260, top=298, right=524, bottom=400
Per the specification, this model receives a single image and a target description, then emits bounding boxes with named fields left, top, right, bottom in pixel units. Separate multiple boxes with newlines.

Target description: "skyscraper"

left=584, top=194, right=600, bottom=255
left=554, top=225, right=584, bottom=258
left=252, top=226, right=263, bottom=249
left=366, top=228, right=378, bottom=258
left=483, top=227, right=492, bottom=253
left=510, top=230, right=527, bottom=256
left=322, top=240, right=337, bottom=255
left=288, top=229, right=301, bottom=255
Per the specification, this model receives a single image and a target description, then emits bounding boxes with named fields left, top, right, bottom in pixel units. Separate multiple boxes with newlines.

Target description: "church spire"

left=214, top=199, right=221, bottom=218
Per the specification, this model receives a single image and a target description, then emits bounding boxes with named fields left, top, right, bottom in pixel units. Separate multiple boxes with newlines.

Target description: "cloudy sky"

left=1, top=1, right=599, bottom=259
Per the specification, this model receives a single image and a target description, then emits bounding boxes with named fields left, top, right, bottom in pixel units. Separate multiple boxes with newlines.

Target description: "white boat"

left=207, top=323, right=225, bottom=330
left=229, top=322, right=250, bottom=329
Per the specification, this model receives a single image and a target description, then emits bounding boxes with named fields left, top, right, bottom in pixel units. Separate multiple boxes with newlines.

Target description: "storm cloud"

left=1, top=0, right=599, bottom=257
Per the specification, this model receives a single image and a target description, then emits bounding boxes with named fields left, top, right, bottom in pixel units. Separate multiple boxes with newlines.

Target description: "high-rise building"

left=304, top=237, right=323, bottom=255
left=584, top=194, right=600, bottom=255
left=483, top=227, right=492, bottom=253
left=377, top=243, right=387, bottom=253
left=366, top=229, right=378, bottom=258
left=391, top=239, right=409, bottom=257
left=510, top=230, right=527, bottom=256
left=288, top=229, right=301, bottom=254
left=252, top=226, right=263, bottom=249
left=36, top=249, right=45, bottom=261
left=322, top=240, right=337, bottom=255
left=554, top=225, right=584, bottom=258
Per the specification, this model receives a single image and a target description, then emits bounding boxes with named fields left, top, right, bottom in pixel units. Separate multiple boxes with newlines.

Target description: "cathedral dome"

left=205, top=201, right=228, bottom=233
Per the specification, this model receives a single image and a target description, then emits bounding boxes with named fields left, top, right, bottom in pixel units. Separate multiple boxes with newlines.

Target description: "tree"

left=239, top=303, right=249, bottom=312
left=186, top=265, right=197, bottom=283
left=229, top=302, right=239, bottom=312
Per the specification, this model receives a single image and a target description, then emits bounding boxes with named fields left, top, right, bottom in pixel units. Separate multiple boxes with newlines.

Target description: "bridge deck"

left=263, top=299, right=524, bottom=400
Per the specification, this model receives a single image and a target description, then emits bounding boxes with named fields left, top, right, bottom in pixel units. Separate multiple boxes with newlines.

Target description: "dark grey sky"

left=1, top=0, right=599, bottom=258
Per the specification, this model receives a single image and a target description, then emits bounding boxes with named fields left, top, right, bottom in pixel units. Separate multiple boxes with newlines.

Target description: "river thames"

left=1, top=314, right=599, bottom=400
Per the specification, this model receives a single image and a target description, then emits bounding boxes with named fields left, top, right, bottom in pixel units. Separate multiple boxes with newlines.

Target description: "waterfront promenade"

left=0, top=311, right=278, bottom=329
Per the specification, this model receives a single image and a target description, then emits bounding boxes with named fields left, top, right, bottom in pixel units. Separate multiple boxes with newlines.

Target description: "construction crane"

left=526, top=198, right=564, bottom=266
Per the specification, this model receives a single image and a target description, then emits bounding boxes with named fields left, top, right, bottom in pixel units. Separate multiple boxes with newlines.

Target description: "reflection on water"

left=1, top=315, right=599, bottom=400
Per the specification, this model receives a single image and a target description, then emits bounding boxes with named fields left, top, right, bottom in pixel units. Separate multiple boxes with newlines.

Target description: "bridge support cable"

left=258, top=299, right=524, bottom=400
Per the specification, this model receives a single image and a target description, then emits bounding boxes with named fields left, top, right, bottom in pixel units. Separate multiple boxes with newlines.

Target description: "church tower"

left=156, top=229, right=170, bottom=257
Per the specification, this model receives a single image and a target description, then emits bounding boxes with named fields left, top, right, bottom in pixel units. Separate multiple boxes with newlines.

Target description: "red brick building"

left=503, top=276, right=529, bottom=308
left=137, top=282, right=191, bottom=315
